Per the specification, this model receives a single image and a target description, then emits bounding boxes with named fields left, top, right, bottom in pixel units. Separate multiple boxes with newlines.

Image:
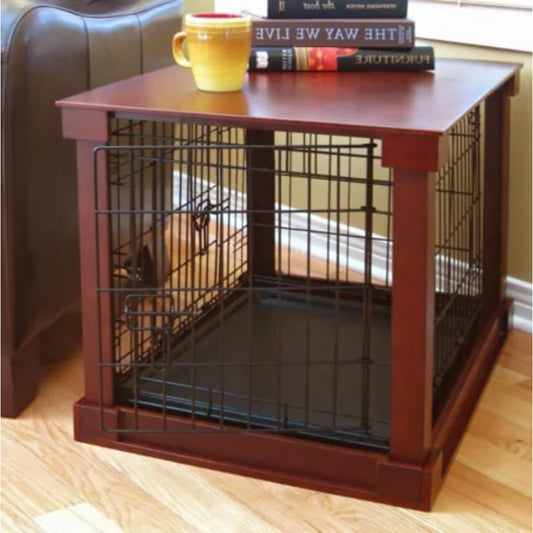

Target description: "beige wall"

left=418, top=41, right=532, bottom=283
left=182, top=0, right=213, bottom=16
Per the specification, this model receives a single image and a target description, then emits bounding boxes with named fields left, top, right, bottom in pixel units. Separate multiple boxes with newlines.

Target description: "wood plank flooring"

left=1, top=329, right=530, bottom=532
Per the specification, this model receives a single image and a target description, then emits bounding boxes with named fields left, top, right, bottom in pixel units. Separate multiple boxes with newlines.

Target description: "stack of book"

left=247, top=0, right=434, bottom=73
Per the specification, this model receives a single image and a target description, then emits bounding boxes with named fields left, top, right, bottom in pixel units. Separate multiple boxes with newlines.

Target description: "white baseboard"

left=174, top=173, right=532, bottom=334
left=506, top=277, right=533, bottom=333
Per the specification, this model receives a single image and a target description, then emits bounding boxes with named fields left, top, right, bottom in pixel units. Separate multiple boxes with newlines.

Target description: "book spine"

left=248, top=47, right=435, bottom=72
left=252, top=19, right=414, bottom=48
left=267, top=0, right=408, bottom=19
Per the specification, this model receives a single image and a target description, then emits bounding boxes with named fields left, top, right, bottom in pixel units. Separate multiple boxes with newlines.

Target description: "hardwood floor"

left=1, top=329, right=530, bottom=532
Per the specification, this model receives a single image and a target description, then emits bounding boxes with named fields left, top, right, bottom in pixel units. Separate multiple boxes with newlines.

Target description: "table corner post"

left=244, top=129, right=276, bottom=281
left=61, top=107, right=113, bottom=406
left=482, top=80, right=518, bottom=321
left=382, top=134, right=445, bottom=469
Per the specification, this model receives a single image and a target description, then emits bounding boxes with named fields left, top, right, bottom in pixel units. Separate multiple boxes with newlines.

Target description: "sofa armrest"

left=1, top=0, right=183, bottom=416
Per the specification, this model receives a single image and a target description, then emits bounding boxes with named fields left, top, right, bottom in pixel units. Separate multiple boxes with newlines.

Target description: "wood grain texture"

left=35, top=503, right=125, bottom=533
left=1, top=329, right=530, bottom=532
left=390, top=168, right=434, bottom=464
left=57, top=60, right=521, bottom=138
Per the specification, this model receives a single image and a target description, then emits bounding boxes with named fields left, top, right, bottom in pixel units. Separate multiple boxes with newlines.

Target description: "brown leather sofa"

left=1, top=0, right=183, bottom=417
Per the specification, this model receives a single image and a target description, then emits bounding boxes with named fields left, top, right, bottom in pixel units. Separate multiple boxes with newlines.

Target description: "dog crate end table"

left=58, top=58, right=521, bottom=510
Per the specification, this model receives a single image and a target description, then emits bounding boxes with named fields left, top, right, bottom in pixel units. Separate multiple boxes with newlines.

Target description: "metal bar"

left=361, top=141, right=376, bottom=433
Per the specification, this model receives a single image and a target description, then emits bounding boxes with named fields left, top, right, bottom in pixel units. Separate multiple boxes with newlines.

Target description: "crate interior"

left=116, top=284, right=392, bottom=449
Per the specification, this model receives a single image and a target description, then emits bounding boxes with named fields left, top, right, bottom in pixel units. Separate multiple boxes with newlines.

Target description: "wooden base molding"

left=73, top=303, right=508, bottom=511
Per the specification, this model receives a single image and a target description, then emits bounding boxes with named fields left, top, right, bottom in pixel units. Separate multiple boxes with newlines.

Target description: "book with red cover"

left=248, top=46, right=435, bottom=72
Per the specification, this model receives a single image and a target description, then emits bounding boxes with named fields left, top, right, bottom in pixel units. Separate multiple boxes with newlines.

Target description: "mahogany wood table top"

left=57, top=58, right=520, bottom=138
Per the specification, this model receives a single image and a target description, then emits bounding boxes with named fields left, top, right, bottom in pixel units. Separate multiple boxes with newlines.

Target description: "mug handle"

left=172, top=32, right=191, bottom=68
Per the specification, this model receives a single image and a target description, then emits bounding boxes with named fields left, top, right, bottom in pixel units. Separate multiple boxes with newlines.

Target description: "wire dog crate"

left=59, top=61, right=519, bottom=510
left=106, top=122, right=394, bottom=451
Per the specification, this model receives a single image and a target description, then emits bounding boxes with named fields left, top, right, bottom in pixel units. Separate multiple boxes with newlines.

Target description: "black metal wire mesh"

left=95, top=119, right=394, bottom=450
left=93, top=109, right=487, bottom=448
left=433, top=107, right=483, bottom=416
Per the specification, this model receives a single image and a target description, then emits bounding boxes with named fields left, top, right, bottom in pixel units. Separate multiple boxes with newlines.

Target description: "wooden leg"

left=245, top=130, right=276, bottom=281
left=76, top=138, right=113, bottom=406
left=483, top=85, right=509, bottom=321
left=389, top=168, right=436, bottom=465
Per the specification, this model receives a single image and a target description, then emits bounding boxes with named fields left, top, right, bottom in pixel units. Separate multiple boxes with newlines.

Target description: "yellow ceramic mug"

left=172, top=13, right=252, bottom=92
